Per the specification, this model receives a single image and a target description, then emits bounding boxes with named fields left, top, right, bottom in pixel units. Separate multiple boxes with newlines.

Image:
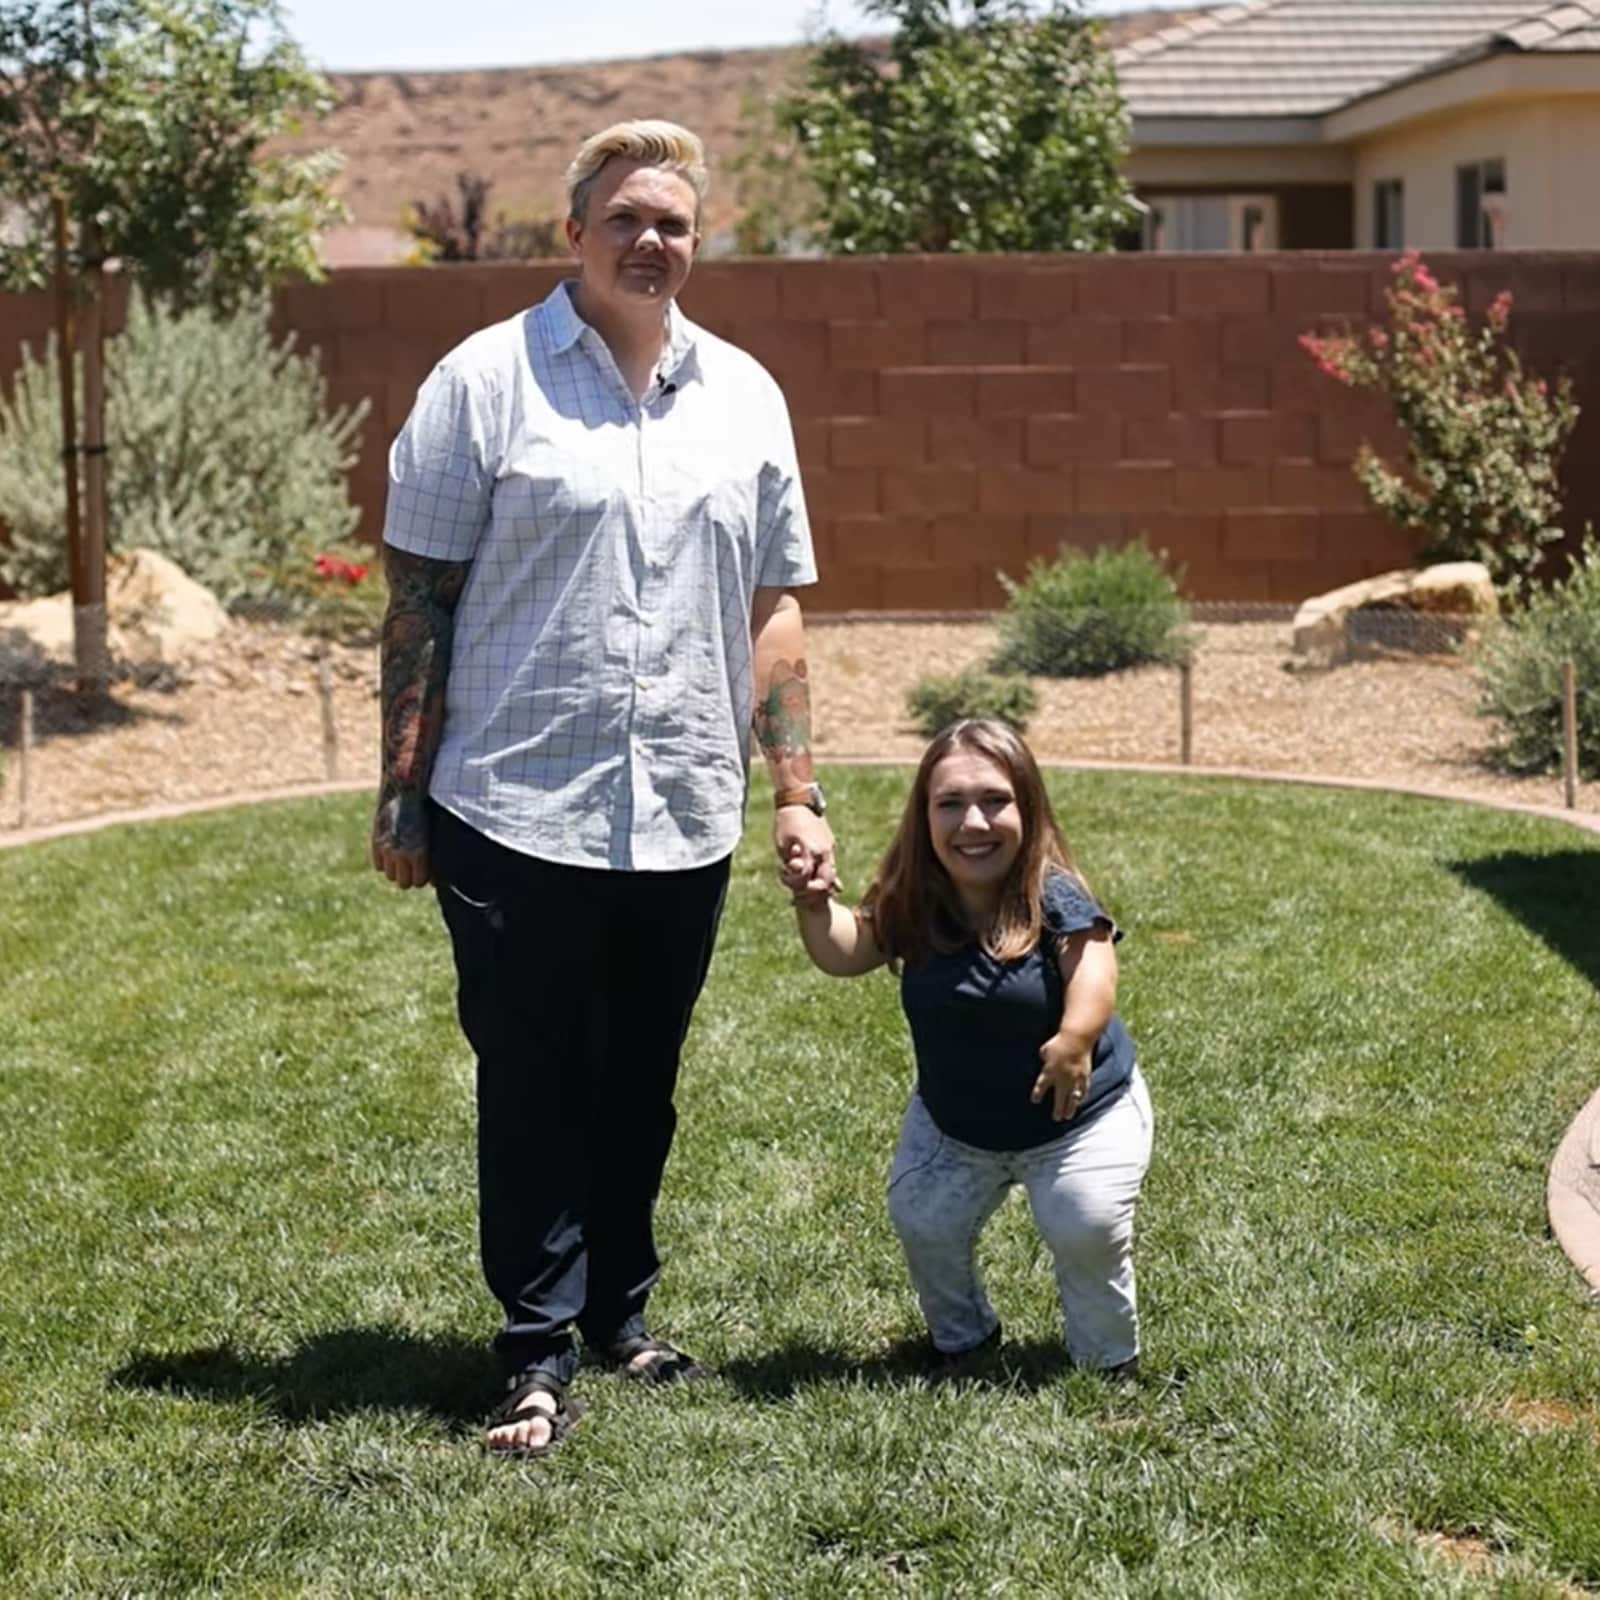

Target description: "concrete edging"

left=2, top=759, right=1598, bottom=1293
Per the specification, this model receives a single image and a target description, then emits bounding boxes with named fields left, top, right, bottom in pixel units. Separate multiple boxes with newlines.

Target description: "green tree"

left=0, top=0, right=344, bottom=682
left=0, top=0, right=341, bottom=307
left=729, top=85, right=821, bottom=256
left=782, top=0, right=1134, bottom=255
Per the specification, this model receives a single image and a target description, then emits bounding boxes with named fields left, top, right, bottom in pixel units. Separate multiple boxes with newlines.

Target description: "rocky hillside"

left=274, top=10, right=1211, bottom=263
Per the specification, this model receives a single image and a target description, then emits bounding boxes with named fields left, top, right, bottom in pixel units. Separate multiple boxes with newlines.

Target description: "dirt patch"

left=0, top=615, right=1594, bottom=835
left=813, top=617, right=1594, bottom=816
left=1490, top=1396, right=1600, bottom=1434
left=1377, top=1518, right=1594, bottom=1599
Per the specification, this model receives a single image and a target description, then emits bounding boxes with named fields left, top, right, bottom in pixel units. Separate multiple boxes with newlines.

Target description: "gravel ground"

left=0, top=616, right=1594, bottom=835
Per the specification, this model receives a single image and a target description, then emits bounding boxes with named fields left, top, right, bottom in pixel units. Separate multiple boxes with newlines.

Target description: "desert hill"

left=274, top=10, right=1210, bottom=264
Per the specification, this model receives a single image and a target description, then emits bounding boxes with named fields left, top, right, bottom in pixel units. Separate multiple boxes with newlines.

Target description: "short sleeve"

left=754, top=383, right=817, bottom=590
left=1042, top=871, right=1122, bottom=944
left=382, top=360, right=496, bottom=563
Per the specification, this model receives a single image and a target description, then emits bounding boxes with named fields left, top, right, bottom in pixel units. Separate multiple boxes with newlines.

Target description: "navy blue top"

left=899, top=871, right=1136, bottom=1151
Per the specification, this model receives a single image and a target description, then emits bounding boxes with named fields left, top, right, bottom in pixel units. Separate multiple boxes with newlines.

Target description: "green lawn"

left=2, top=770, right=1599, bottom=1597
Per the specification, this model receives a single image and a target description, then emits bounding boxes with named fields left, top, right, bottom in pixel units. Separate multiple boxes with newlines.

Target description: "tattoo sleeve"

left=374, top=546, right=470, bottom=852
left=752, top=655, right=816, bottom=789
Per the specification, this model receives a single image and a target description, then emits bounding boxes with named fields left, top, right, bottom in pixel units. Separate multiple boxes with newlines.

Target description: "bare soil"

left=2, top=616, right=1593, bottom=838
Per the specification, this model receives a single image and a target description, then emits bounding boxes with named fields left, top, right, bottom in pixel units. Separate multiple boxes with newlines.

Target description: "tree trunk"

left=51, top=197, right=86, bottom=633
left=75, top=230, right=110, bottom=691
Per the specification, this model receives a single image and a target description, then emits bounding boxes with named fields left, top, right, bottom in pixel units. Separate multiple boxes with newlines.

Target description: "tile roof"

left=1115, top=0, right=1600, bottom=120
left=1490, top=0, right=1600, bottom=50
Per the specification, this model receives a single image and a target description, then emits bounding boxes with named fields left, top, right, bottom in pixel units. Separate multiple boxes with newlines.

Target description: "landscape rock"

left=0, top=548, right=229, bottom=677
left=1292, top=562, right=1497, bottom=666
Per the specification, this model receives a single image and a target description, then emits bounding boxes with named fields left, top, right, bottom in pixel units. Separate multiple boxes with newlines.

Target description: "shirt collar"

left=544, top=277, right=698, bottom=384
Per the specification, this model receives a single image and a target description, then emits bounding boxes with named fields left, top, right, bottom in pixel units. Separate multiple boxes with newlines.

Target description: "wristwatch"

left=774, top=781, right=827, bottom=816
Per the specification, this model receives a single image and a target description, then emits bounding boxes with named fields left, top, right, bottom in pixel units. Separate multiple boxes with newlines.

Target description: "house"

left=1116, top=0, right=1600, bottom=250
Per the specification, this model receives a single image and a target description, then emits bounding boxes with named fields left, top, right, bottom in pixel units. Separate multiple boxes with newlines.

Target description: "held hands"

left=1033, top=1031, right=1092, bottom=1121
left=776, top=808, right=837, bottom=907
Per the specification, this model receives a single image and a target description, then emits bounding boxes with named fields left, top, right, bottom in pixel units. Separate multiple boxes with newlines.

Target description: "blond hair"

left=563, top=120, right=709, bottom=226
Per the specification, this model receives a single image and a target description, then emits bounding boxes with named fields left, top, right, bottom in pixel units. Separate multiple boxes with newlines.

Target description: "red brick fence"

left=4, top=251, right=1599, bottom=609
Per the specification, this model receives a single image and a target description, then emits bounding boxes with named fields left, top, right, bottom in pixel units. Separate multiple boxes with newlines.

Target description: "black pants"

left=429, top=801, right=731, bottom=1384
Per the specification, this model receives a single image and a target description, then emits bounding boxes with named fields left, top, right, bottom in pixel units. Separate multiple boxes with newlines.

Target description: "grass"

left=2, top=768, right=1599, bottom=1597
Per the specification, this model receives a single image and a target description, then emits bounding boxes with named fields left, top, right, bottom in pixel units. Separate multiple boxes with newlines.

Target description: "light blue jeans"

left=886, top=1069, right=1154, bottom=1367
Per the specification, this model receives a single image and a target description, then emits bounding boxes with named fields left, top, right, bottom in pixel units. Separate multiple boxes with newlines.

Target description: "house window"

left=1456, top=159, right=1506, bottom=248
left=1144, top=194, right=1278, bottom=251
left=1373, top=179, right=1404, bottom=248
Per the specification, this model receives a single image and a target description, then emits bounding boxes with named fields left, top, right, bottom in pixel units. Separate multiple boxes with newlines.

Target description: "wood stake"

left=1179, top=655, right=1194, bottom=766
left=18, top=688, right=34, bottom=829
left=317, top=652, right=339, bottom=781
left=1562, top=657, right=1578, bottom=810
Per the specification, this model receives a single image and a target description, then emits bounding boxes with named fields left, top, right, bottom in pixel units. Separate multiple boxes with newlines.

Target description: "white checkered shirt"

left=382, top=280, right=817, bottom=872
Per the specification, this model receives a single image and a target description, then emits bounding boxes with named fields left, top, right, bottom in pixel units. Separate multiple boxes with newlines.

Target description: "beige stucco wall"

left=1125, top=144, right=1353, bottom=187
left=1351, top=97, right=1600, bottom=248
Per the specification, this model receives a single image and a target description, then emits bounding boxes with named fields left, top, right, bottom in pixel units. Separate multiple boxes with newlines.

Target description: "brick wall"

left=5, top=253, right=1599, bottom=609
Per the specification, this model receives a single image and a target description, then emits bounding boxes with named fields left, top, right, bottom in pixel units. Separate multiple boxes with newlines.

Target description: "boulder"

left=105, top=548, right=229, bottom=664
left=0, top=548, right=229, bottom=675
left=1292, top=562, right=1497, bottom=666
left=1402, top=561, right=1498, bottom=616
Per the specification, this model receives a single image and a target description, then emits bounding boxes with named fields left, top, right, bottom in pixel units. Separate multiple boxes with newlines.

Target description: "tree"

left=781, top=0, right=1135, bottom=255
left=0, top=0, right=344, bottom=684
left=728, top=85, right=822, bottom=256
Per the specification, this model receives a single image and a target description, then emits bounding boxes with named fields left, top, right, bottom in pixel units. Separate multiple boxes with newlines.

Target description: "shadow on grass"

left=718, top=1335, right=1161, bottom=1400
left=1449, top=850, right=1600, bottom=992
left=111, top=1325, right=496, bottom=1429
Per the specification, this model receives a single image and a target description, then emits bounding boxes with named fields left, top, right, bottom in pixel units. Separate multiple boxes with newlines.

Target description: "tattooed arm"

left=370, top=546, right=471, bottom=890
left=751, top=587, right=836, bottom=897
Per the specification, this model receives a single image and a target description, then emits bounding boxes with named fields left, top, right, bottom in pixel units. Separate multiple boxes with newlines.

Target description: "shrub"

left=906, top=667, right=1038, bottom=738
left=0, top=291, right=369, bottom=615
left=408, top=172, right=562, bottom=261
left=990, top=541, right=1190, bottom=678
left=1300, top=252, right=1579, bottom=595
left=1475, top=538, right=1600, bottom=777
left=271, top=546, right=387, bottom=642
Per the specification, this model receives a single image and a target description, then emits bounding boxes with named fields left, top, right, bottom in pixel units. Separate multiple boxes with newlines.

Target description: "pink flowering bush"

left=1301, top=250, right=1579, bottom=593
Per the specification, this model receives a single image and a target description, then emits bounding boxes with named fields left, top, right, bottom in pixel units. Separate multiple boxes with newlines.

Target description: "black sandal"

left=483, top=1370, right=581, bottom=1459
left=602, top=1334, right=708, bottom=1385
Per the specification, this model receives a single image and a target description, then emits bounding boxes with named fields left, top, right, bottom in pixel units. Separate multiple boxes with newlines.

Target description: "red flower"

left=312, top=553, right=369, bottom=585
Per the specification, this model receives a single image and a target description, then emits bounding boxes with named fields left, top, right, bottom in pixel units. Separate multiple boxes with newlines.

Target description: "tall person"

left=370, top=121, right=834, bottom=1458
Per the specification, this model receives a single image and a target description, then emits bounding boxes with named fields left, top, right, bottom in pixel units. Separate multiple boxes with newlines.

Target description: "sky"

left=279, top=0, right=1188, bottom=74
